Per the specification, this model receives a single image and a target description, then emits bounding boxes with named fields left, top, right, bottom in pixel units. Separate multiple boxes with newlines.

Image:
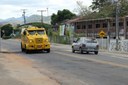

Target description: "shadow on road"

left=74, top=52, right=96, bottom=55
left=0, top=51, right=50, bottom=54
left=0, top=51, right=22, bottom=54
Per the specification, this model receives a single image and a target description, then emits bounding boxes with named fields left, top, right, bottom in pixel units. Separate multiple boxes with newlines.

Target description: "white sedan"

left=72, top=37, right=99, bottom=54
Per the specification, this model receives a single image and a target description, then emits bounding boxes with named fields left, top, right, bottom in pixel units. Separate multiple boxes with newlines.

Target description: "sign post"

left=99, top=30, right=106, bottom=49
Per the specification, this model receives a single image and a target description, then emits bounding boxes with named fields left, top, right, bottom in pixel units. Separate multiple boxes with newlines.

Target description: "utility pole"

left=46, top=8, right=50, bottom=24
left=22, top=9, right=27, bottom=24
left=115, top=0, right=119, bottom=51
left=0, top=29, right=1, bottom=52
left=107, top=19, right=110, bottom=51
left=47, top=8, right=49, bottom=17
left=37, top=10, right=46, bottom=24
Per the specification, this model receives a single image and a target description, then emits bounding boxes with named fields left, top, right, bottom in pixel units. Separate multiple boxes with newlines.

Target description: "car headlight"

left=44, top=39, right=48, bottom=42
left=29, top=39, right=33, bottom=43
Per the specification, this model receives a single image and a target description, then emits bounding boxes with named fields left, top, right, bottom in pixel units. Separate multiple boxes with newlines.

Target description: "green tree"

left=1, top=24, right=13, bottom=36
left=119, top=0, right=128, bottom=17
left=90, top=0, right=128, bottom=18
left=90, top=0, right=111, bottom=11
left=96, top=3, right=114, bottom=18
left=51, top=14, right=58, bottom=25
left=51, top=9, right=76, bottom=25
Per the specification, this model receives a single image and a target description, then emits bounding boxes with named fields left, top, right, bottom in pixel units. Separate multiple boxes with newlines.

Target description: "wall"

left=109, top=39, right=128, bottom=52
left=97, top=38, right=128, bottom=52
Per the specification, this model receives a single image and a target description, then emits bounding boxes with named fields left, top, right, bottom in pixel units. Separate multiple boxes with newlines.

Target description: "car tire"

left=72, top=47, right=75, bottom=53
left=80, top=48, right=83, bottom=54
left=25, top=45, right=29, bottom=54
left=21, top=43, right=25, bottom=52
left=94, top=51, right=98, bottom=55
left=25, top=50, right=29, bottom=54
left=46, top=49, right=50, bottom=53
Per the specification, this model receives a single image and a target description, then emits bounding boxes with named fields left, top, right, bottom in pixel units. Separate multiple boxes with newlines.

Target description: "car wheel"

left=80, top=48, right=83, bottom=54
left=72, top=47, right=75, bottom=53
left=25, top=50, right=29, bottom=54
left=94, top=51, right=98, bottom=55
left=25, top=45, right=29, bottom=54
left=46, top=49, right=50, bottom=53
left=21, top=43, right=25, bottom=52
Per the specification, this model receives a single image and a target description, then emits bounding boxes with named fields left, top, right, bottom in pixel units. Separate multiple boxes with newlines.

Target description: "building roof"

left=64, top=17, right=83, bottom=24
left=64, top=16, right=128, bottom=24
left=76, top=17, right=112, bottom=22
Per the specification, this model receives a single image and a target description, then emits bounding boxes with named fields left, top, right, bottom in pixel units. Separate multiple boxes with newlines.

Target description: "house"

left=66, top=16, right=128, bottom=39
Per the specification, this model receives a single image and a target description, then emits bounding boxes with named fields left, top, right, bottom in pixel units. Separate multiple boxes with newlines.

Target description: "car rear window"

left=86, top=39, right=97, bottom=43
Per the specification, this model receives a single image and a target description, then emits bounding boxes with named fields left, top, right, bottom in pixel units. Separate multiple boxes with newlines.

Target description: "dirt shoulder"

left=0, top=53, right=60, bottom=85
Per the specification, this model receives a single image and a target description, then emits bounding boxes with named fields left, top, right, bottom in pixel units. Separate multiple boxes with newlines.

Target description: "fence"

left=50, top=34, right=128, bottom=53
left=109, top=39, right=128, bottom=52
left=97, top=38, right=128, bottom=52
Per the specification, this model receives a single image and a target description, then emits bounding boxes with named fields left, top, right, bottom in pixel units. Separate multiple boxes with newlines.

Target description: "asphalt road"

left=1, top=39, right=128, bottom=85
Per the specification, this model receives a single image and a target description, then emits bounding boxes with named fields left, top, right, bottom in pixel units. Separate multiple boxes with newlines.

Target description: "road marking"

left=54, top=51, right=128, bottom=69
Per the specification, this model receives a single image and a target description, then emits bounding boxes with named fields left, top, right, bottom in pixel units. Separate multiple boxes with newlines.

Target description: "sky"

left=0, top=0, right=92, bottom=20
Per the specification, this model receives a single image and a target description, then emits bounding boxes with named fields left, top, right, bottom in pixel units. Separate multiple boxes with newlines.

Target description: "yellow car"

left=21, top=26, right=50, bottom=53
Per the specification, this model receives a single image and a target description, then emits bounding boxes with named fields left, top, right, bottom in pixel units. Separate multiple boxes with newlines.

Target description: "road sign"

left=99, top=30, right=106, bottom=38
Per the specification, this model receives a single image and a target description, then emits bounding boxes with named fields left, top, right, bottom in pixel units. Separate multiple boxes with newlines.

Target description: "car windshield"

left=28, top=30, right=36, bottom=35
left=28, top=30, right=45, bottom=35
left=37, top=30, right=45, bottom=35
left=86, top=39, right=97, bottom=43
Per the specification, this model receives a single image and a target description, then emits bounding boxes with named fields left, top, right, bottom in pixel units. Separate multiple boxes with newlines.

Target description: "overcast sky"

left=0, top=0, right=92, bottom=19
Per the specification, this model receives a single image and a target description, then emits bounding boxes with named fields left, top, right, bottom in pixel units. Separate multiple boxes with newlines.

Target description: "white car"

left=72, top=37, right=99, bottom=54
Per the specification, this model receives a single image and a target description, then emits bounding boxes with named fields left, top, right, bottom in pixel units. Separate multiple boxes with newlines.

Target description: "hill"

left=0, top=15, right=51, bottom=26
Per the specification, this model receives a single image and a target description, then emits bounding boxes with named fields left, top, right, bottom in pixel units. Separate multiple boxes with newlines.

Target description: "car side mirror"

left=23, top=31, right=26, bottom=35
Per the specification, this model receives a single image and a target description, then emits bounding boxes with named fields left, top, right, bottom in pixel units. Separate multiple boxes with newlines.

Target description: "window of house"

left=88, top=25, right=92, bottom=29
left=103, top=23, right=107, bottom=28
left=127, top=21, right=128, bottom=26
left=113, top=23, right=115, bottom=27
left=77, top=25, right=80, bottom=29
left=119, top=22, right=123, bottom=26
left=82, top=25, right=86, bottom=29
left=96, top=24, right=100, bottom=28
